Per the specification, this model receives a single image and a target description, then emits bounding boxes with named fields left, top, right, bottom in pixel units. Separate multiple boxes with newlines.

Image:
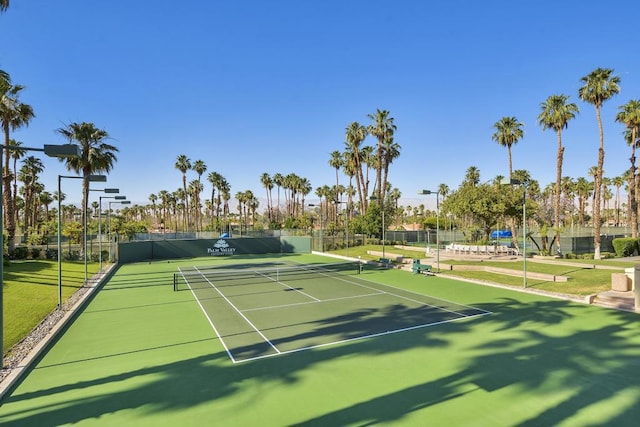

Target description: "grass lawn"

left=2, top=259, right=100, bottom=355
left=329, top=245, right=632, bottom=295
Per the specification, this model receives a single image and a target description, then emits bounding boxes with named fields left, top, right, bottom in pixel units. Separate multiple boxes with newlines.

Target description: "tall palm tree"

left=367, top=109, right=396, bottom=202
left=260, top=172, right=274, bottom=222
left=174, top=154, right=191, bottom=231
left=272, top=172, right=284, bottom=220
left=0, top=1, right=9, bottom=13
left=611, top=175, right=625, bottom=226
left=463, top=166, right=480, bottom=187
left=1, top=72, right=35, bottom=254
left=8, top=139, right=25, bottom=229
left=616, top=99, right=640, bottom=236
left=345, top=122, right=368, bottom=213
left=18, top=155, right=44, bottom=232
left=381, top=137, right=401, bottom=209
left=328, top=150, right=342, bottom=204
left=191, top=160, right=206, bottom=230
left=538, top=94, right=579, bottom=251
left=57, top=122, right=117, bottom=254
left=576, top=176, right=593, bottom=226
left=492, top=116, right=524, bottom=179
left=578, top=67, right=620, bottom=259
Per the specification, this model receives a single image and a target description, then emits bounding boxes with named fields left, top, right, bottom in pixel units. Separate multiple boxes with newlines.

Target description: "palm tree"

left=367, top=109, right=396, bottom=202
left=573, top=177, right=591, bottom=227
left=578, top=67, right=621, bottom=259
left=328, top=150, right=342, bottom=204
left=611, top=176, right=625, bottom=225
left=8, top=139, right=25, bottom=228
left=616, top=99, right=640, bottom=236
left=1, top=72, right=35, bottom=254
left=345, top=122, right=368, bottom=213
left=463, top=166, right=480, bottom=187
left=57, top=122, right=117, bottom=252
left=18, top=155, right=44, bottom=232
left=191, top=160, right=207, bottom=230
left=492, top=116, right=524, bottom=179
left=0, top=1, right=9, bottom=13
left=538, top=94, right=579, bottom=251
left=174, top=154, right=191, bottom=231
left=381, top=137, right=401, bottom=208
left=260, top=172, right=274, bottom=222
left=272, top=172, right=284, bottom=221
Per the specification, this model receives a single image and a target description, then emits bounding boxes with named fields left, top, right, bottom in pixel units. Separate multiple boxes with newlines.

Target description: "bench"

left=412, top=260, right=432, bottom=275
left=378, top=257, right=393, bottom=268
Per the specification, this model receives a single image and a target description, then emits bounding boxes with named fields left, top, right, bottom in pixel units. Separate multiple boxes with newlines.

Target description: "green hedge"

left=612, top=238, right=638, bottom=257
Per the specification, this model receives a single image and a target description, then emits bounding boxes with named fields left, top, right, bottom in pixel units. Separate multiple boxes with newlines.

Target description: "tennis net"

left=173, top=262, right=361, bottom=291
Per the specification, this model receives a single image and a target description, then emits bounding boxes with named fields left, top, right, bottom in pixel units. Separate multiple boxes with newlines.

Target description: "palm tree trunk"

left=554, top=130, right=564, bottom=253
left=594, top=106, right=605, bottom=259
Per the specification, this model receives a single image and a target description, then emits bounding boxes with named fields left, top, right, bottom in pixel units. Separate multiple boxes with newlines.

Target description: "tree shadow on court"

left=2, top=290, right=639, bottom=426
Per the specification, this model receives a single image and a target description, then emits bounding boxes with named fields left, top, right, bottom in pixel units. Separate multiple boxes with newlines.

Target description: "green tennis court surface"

left=175, top=262, right=490, bottom=362
left=1, top=253, right=639, bottom=426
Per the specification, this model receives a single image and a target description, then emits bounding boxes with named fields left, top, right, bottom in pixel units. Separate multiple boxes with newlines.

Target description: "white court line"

left=242, top=292, right=385, bottom=312
left=193, top=267, right=281, bottom=355
left=178, top=268, right=237, bottom=363
left=254, top=270, right=321, bottom=302
left=233, top=311, right=491, bottom=364
left=287, top=262, right=492, bottom=316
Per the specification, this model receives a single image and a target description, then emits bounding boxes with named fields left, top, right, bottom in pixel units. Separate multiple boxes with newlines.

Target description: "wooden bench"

left=412, top=260, right=432, bottom=275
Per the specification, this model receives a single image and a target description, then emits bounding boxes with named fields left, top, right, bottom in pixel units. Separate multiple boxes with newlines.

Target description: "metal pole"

left=0, top=165, right=4, bottom=366
left=98, top=197, right=102, bottom=272
left=436, top=192, right=440, bottom=273
left=523, top=186, right=527, bottom=288
left=382, top=207, right=385, bottom=259
left=108, top=204, right=112, bottom=263
left=83, top=183, right=88, bottom=283
left=57, top=175, right=62, bottom=308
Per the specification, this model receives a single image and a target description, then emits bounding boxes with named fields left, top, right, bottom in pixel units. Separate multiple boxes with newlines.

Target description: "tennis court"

left=174, top=261, right=490, bottom=362
left=1, top=253, right=639, bottom=426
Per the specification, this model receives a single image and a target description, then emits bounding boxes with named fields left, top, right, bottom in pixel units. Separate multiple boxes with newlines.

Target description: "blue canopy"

left=491, top=230, right=512, bottom=239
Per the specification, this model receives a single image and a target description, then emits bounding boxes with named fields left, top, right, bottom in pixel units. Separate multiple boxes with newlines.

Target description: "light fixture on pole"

left=94, top=191, right=123, bottom=271
left=108, top=200, right=130, bottom=262
left=501, top=178, right=527, bottom=288
left=58, top=174, right=107, bottom=311
left=1, top=143, right=80, bottom=368
left=418, top=190, right=440, bottom=273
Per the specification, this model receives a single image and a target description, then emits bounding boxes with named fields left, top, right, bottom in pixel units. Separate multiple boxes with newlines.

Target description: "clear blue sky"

left=2, top=0, right=639, bottom=208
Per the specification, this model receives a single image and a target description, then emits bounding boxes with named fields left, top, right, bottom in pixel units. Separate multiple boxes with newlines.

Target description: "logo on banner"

left=206, top=239, right=237, bottom=256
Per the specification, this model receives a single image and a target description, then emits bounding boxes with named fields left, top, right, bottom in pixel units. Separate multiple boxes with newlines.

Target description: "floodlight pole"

left=97, top=194, right=124, bottom=271
left=108, top=200, right=130, bottom=262
left=58, top=174, right=107, bottom=310
left=418, top=190, right=440, bottom=273
left=501, top=178, right=527, bottom=288
left=0, top=143, right=79, bottom=368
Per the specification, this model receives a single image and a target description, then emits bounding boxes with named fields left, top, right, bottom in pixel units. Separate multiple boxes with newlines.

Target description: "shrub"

left=612, top=238, right=637, bottom=257
left=45, top=248, right=58, bottom=260
left=64, top=250, right=80, bottom=261
left=14, top=246, right=29, bottom=259
left=30, top=248, right=42, bottom=259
